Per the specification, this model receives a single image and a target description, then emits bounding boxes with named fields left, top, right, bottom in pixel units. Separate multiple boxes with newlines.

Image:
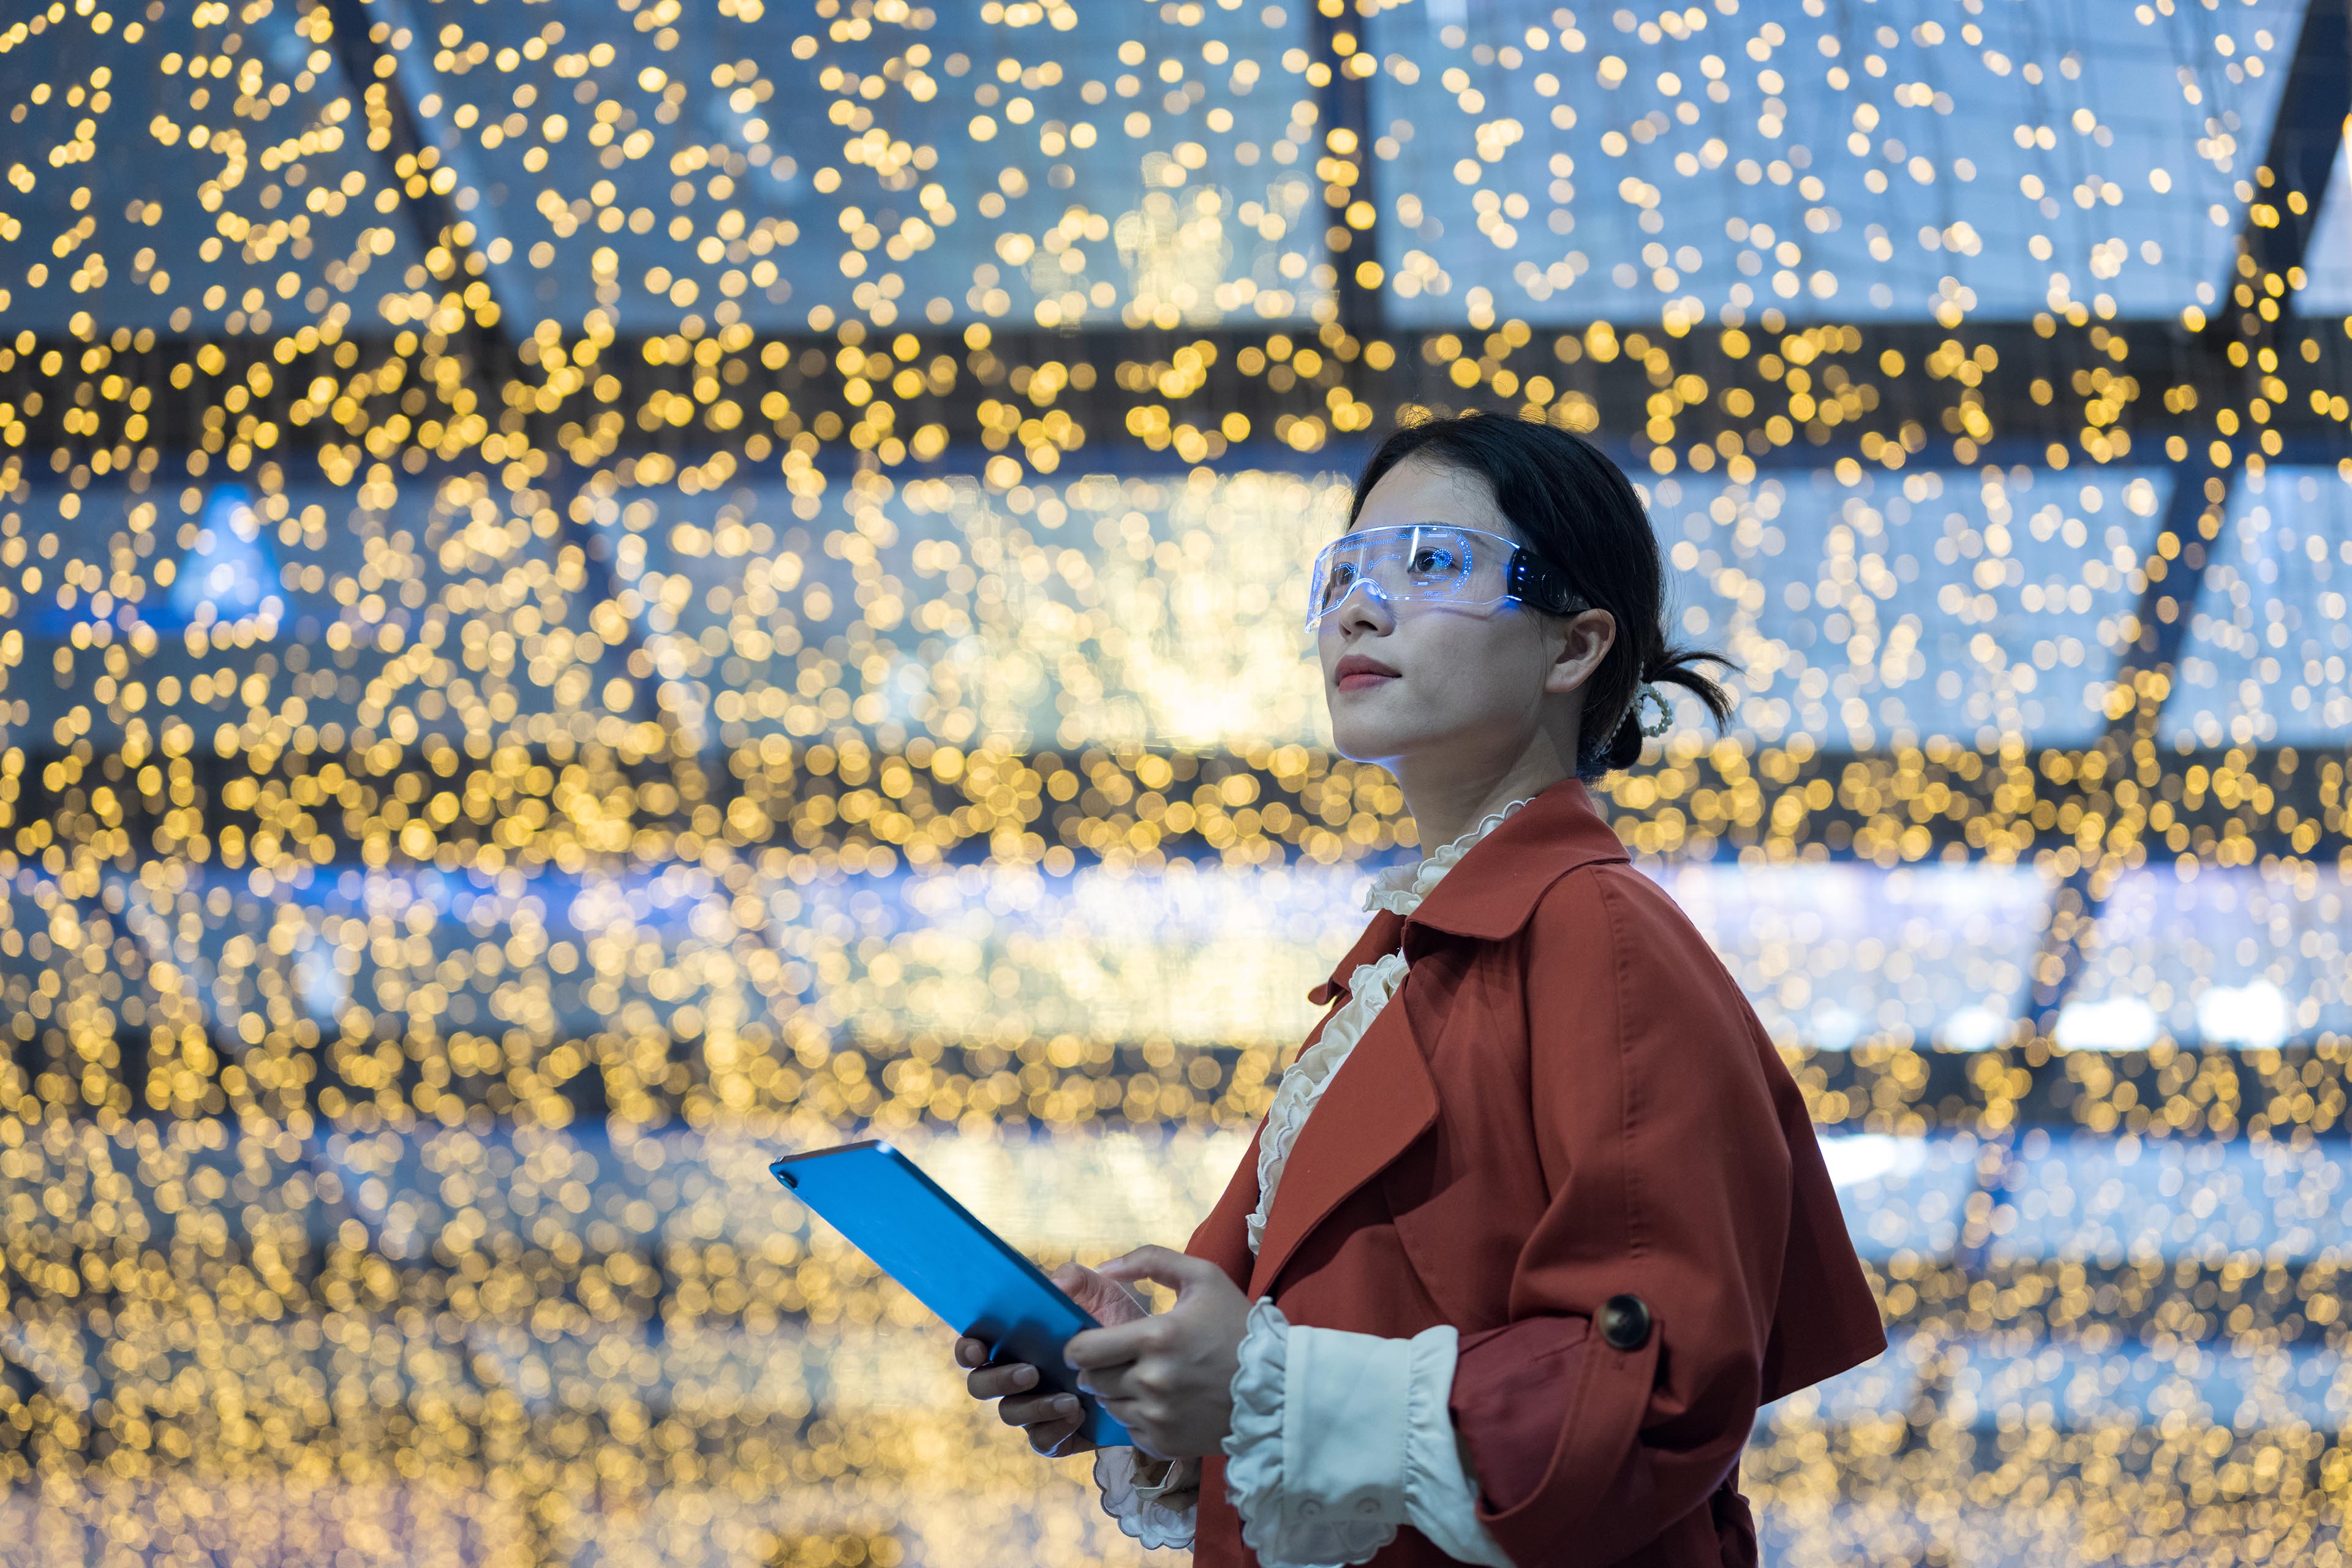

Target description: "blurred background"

left=1, top=0, right=2350, bottom=1564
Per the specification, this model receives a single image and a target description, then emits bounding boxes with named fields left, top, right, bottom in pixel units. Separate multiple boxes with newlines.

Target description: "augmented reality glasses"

left=1303, top=524, right=1583, bottom=632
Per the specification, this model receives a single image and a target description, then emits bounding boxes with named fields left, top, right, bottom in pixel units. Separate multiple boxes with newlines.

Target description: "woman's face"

left=1317, top=457, right=1613, bottom=771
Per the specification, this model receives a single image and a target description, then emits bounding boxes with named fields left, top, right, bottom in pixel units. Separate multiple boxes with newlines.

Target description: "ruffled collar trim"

left=1363, top=795, right=1539, bottom=918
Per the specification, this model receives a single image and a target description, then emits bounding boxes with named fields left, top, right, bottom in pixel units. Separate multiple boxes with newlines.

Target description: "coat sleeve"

left=1445, top=866, right=1795, bottom=1567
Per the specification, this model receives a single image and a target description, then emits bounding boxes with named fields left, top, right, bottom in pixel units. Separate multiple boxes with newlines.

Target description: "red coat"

left=1183, top=779, right=1885, bottom=1568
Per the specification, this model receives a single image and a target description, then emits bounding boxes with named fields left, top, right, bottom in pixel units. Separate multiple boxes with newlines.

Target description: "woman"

left=956, top=413, right=1886, bottom=1567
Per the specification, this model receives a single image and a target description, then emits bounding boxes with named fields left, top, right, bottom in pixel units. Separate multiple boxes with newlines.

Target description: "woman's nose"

left=1329, top=576, right=1393, bottom=634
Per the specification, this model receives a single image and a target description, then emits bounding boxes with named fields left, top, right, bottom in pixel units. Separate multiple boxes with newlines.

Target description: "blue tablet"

left=770, top=1140, right=1133, bottom=1448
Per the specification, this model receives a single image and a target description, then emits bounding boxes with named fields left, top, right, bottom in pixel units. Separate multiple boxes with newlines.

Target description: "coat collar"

left=1261, top=780, right=1626, bottom=1298
left=1309, top=778, right=1626, bottom=1005
left=1406, top=777, right=1629, bottom=938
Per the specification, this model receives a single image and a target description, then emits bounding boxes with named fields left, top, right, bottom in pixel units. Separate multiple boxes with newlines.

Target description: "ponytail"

left=1589, top=644, right=1739, bottom=776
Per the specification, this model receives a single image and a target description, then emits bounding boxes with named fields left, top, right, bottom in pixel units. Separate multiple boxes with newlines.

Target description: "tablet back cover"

left=771, top=1140, right=1131, bottom=1447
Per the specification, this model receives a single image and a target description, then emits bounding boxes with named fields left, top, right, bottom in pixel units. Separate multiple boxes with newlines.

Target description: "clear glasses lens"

left=1306, top=525, right=1514, bottom=628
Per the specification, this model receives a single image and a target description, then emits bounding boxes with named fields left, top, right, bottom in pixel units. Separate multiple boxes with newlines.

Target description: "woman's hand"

left=1064, top=1246, right=1251, bottom=1460
left=956, top=1261, right=1147, bottom=1458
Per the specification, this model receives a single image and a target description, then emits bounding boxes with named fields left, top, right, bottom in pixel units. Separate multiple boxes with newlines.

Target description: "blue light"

left=160, top=483, right=284, bottom=634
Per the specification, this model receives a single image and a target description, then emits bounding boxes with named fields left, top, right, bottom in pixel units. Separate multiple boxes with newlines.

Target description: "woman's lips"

left=1333, top=655, right=1399, bottom=692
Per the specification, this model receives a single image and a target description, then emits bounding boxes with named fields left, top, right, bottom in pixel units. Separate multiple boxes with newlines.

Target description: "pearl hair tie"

left=1635, top=684, right=1675, bottom=738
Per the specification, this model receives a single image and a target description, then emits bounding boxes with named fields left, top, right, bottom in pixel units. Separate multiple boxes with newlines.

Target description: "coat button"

left=1599, top=1294, right=1652, bottom=1351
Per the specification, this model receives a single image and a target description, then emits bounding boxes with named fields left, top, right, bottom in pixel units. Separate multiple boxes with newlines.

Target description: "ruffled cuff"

left=1221, top=1298, right=1400, bottom=1568
left=1092, top=1446, right=1199, bottom=1550
left=1221, top=1298, right=1515, bottom=1568
left=1401, top=1353, right=1515, bottom=1568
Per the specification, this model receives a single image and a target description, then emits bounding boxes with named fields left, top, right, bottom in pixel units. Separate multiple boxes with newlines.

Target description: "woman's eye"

left=1411, top=549, right=1457, bottom=574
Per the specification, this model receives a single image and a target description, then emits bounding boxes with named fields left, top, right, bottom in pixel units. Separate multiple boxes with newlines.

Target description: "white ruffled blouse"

left=1091, top=800, right=1531, bottom=1566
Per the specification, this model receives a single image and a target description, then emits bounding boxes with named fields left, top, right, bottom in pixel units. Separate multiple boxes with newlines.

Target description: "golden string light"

left=1, top=0, right=2348, bottom=1562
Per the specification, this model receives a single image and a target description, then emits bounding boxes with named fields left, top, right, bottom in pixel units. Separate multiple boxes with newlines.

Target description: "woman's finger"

left=965, top=1361, right=1041, bottom=1400
left=999, top=1391, right=1083, bottom=1429
left=953, top=1336, right=990, bottom=1369
left=1029, top=1414, right=1090, bottom=1456
left=1064, top=1317, right=1154, bottom=1369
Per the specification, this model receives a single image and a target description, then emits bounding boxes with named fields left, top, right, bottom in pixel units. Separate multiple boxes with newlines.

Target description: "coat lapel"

left=1246, top=979, right=1440, bottom=1298
left=1308, top=908, right=1406, bottom=1008
left=1242, top=780, right=1627, bottom=1302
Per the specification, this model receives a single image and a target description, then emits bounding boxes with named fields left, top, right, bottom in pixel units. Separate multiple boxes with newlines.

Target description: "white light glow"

left=2054, top=997, right=2162, bottom=1053
left=2196, top=981, right=2293, bottom=1050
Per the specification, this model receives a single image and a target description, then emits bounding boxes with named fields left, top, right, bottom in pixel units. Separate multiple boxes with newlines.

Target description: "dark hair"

left=1348, top=412, right=1737, bottom=778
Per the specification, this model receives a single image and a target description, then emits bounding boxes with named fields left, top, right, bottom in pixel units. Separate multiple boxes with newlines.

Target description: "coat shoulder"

left=1522, top=857, right=1725, bottom=968
left=1520, top=859, right=1765, bottom=1047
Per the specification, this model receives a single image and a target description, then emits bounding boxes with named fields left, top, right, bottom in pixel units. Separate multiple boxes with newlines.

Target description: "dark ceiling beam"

left=28, top=1020, right=2352, bottom=1142
left=2, top=738, right=2335, bottom=870
left=10, top=315, right=2352, bottom=472
left=322, top=0, right=510, bottom=360
left=0, top=1351, right=47, bottom=1415
left=2026, top=0, right=2352, bottom=1028
left=1310, top=0, right=1384, bottom=341
left=2228, top=0, right=2352, bottom=330
left=2138, top=0, right=2352, bottom=659
left=318, top=0, right=674, bottom=730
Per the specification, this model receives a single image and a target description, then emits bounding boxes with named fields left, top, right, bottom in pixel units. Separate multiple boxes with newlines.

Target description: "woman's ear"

left=1542, top=608, right=1616, bottom=697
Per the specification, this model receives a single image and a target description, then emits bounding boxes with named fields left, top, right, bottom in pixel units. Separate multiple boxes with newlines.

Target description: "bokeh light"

left=2, top=0, right=2350, bottom=1564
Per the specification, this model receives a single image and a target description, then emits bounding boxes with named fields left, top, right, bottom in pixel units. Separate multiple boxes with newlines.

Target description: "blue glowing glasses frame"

left=1304, top=524, right=1583, bottom=631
